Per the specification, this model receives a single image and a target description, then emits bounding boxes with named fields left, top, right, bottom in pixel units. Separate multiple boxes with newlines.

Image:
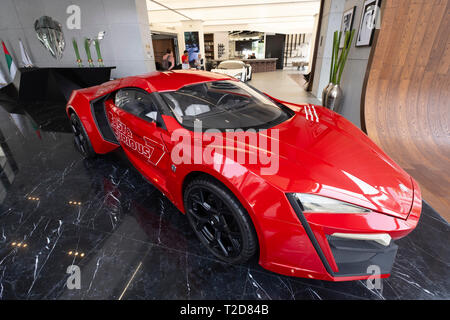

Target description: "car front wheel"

left=184, top=177, right=257, bottom=264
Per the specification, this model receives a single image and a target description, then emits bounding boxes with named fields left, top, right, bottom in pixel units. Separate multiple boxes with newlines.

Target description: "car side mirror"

left=147, top=120, right=157, bottom=128
left=149, top=118, right=165, bottom=129
left=141, top=110, right=161, bottom=127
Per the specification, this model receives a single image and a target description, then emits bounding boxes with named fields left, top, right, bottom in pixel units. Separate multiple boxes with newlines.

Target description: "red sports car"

left=66, top=70, right=421, bottom=281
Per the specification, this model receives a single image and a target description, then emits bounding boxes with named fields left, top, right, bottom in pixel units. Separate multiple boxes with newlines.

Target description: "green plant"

left=94, top=40, right=104, bottom=66
left=84, top=38, right=94, bottom=66
left=329, top=29, right=355, bottom=85
left=72, top=38, right=82, bottom=67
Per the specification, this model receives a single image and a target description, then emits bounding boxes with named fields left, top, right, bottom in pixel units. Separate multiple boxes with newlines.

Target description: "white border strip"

left=331, top=233, right=392, bottom=246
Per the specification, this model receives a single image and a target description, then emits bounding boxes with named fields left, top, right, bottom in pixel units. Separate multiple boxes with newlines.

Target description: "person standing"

left=162, top=49, right=175, bottom=71
left=195, top=54, right=204, bottom=70
left=181, top=50, right=189, bottom=70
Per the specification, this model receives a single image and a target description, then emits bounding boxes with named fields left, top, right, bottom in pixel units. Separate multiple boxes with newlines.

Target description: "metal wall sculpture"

left=34, top=16, right=65, bottom=60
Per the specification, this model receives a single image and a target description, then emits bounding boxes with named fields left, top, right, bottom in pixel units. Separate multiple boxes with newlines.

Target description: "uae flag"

left=2, top=41, right=17, bottom=81
left=0, top=68, right=7, bottom=88
left=19, top=39, right=33, bottom=67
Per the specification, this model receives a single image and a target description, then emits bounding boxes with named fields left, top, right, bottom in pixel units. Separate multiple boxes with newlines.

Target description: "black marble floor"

left=0, top=96, right=449, bottom=300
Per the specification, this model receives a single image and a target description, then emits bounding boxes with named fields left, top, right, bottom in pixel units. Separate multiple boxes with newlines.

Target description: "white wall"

left=213, top=32, right=229, bottom=61
left=0, top=0, right=156, bottom=79
left=311, top=0, right=345, bottom=99
left=338, top=0, right=372, bottom=128
left=312, top=0, right=373, bottom=128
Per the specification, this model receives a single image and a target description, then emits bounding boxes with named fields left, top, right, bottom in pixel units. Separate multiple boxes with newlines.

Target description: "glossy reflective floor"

left=0, top=94, right=449, bottom=300
left=251, top=70, right=320, bottom=105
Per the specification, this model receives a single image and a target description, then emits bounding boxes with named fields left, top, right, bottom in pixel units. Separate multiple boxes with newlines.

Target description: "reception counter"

left=242, top=58, right=278, bottom=72
left=214, top=58, right=278, bottom=73
left=17, top=67, right=115, bottom=103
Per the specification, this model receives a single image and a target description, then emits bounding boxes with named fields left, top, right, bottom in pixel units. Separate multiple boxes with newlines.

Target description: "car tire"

left=184, top=176, right=257, bottom=264
left=70, top=113, right=96, bottom=158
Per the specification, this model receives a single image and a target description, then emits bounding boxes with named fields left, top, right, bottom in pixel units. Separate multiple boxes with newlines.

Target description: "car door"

left=105, top=88, right=171, bottom=194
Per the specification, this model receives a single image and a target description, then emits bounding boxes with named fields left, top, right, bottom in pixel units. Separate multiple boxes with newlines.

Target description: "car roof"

left=124, top=70, right=235, bottom=92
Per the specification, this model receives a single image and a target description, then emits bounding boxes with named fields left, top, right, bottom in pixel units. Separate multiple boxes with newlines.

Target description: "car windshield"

left=218, top=61, right=244, bottom=69
left=160, top=80, right=293, bottom=130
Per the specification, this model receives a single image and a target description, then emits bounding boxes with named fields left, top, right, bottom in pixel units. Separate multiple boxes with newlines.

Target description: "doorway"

left=151, top=33, right=179, bottom=70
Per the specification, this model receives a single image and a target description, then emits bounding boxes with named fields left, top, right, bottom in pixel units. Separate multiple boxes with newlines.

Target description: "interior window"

left=115, top=89, right=159, bottom=122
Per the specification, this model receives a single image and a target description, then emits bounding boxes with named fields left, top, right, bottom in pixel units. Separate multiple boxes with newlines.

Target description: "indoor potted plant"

left=322, top=29, right=355, bottom=113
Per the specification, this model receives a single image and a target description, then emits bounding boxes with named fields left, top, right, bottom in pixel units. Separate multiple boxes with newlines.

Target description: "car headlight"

left=292, top=193, right=371, bottom=213
left=234, top=73, right=243, bottom=80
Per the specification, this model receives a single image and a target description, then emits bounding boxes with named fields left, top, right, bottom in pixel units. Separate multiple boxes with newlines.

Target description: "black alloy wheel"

left=184, top=177, right=257, bottom=264
left=70, top=113, right=96, bottom=158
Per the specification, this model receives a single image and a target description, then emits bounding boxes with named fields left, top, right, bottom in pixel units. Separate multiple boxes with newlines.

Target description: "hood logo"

left=304, top=105, right=319, bottom=123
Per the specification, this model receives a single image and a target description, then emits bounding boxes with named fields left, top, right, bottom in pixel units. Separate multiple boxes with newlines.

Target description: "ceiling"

left=146, top=0, right=321, bottom=34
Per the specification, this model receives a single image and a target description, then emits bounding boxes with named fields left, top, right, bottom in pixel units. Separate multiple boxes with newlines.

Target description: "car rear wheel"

left=70, top=113, right=96, bottom=158
left=184, top=177, right=257, bottom=264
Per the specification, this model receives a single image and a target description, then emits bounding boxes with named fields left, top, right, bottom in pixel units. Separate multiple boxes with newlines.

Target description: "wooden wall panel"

left=364, top=0, right=450, bottom=220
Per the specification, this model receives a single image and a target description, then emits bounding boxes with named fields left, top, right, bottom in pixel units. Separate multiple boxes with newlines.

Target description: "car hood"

left=210, top=68, right=243, bottom=77
left=229, top=104, right=414, bottom=219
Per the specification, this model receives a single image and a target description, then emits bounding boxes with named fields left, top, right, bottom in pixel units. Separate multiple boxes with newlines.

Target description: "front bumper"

left=326, top=235, right=398, bottom=277
left=258, top=180, right=421, bottom=281
left=286, top=193, right=403, bottom=280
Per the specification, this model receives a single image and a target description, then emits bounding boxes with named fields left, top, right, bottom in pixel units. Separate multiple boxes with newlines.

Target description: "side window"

left=115, top=89, right=159, bottom=122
